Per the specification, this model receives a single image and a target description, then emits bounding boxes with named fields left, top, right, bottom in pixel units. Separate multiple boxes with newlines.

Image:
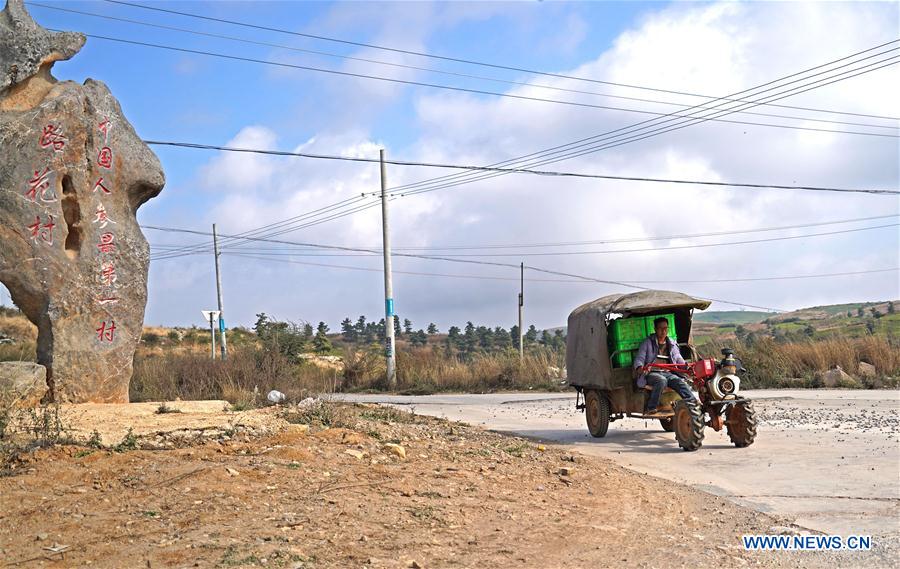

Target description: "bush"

left=697, top=336, right=900, bottom=388
left=130, top=348, right=336, bottom=405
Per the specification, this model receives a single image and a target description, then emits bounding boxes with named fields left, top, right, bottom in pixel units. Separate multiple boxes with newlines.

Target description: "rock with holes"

left=0, top=0, right=164, bottom=402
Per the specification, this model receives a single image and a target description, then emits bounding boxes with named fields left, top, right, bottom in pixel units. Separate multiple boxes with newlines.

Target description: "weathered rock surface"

left=818, top=366, right=855, bottom=388
left=0, top=361, right=47, bottom=406
left=0, top=0, right=164, bottom=402
left=857, top=361, right=876, bottom=379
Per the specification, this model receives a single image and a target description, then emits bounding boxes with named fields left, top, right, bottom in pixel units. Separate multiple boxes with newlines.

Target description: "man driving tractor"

left=633, top=317, right=697, bottom=415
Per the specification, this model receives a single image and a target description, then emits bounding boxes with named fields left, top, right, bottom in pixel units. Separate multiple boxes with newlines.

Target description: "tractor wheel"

left=659, top=417, right=675, bottom=432
left=673, top=399, right=705, bottom=451
left=585, top=390, right=610, bottom=438
left=726, top=400, right=758, bottom=448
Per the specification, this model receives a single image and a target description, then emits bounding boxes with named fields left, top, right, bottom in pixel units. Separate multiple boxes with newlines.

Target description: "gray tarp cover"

left=565, top=290, right=711, bottom=388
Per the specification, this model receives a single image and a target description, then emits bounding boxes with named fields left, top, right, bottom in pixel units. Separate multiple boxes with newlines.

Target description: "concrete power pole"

left=518, top=262, right=524, bottom=364
left=380, top=149, right=397, bottom=388
left=212, top=224, right=227, bottom=359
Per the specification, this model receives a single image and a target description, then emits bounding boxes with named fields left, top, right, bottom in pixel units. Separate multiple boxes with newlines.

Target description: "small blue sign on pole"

left=219, top=317, right=226, bottom=334
left=385, top=298, right=394, bottom=317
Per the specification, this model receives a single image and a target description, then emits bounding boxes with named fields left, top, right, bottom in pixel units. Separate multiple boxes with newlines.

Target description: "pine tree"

left=313, top=329, right=332, bottom=353
left=393, top=317, right=402, bottom=338
left=355, top=315, right=367, bottom=338
left=403, top=318, right=413, bottom=335
left=302, top=323, right=314, bottom=340
left=525, top=325, right=538, bottom=345
left=316, top=321, right=329, bottom=335
left=427, top=323, right=438, bottom=335
left=341, top=317, right=356, bottom=342
left=889, top=302, right=896, bottom=314
left=540, top=330, right=552, bottom=346
left=510, top=324, right=520, bottom=350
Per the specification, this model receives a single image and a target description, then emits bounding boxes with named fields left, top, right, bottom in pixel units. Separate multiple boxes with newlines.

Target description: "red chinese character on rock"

left=39, top=124, right=67, bottom=151
left=96, top=320, right=116, bottom=342
left=27, top=215, right=55, bottom=246
left=97, top=232, right=116, bottom=254
left=92, top=203, right=116, bottom=229
left=97, top=146, right=113, bottom=169
left=98, top=119, right=111, bottom=143
left=92, top=177, right=111, bottom=194
left=25, top=167, right=56, bottom=203
left=99, top=261, right=117, bottom=286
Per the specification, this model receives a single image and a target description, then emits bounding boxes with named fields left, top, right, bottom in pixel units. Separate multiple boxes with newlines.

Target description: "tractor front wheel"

left=585, top=390, right=610, bottom=438
left=726, top=400, right=758, bottom=448
left=674, top=399, right=705, bottom=451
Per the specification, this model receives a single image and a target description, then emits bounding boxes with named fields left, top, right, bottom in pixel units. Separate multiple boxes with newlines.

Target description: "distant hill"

left=693, top=311, right=770, bottom=324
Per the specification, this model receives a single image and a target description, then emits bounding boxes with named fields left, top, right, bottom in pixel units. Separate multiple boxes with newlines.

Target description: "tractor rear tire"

left=659, top=417, right=675, bottom=432
left=726, top=400, right=758, bottom=448
left=674, top=399, right=705, bottom=451
left=585, top=390, right=610, bottom=438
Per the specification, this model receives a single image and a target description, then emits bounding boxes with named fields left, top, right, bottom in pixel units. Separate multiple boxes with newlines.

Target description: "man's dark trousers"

left=645, top=371, right=695, bottom=410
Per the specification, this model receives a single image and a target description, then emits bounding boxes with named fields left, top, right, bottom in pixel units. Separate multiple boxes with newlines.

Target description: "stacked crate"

left=608, top=313, right=677, bottom=368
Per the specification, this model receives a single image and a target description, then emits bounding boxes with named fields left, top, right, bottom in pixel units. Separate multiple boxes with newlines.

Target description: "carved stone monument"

left=0, top=0, right=164, bottom=402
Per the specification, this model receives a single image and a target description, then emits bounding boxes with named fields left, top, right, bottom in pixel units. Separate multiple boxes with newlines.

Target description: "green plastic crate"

left=609, top=317, right=648, bottom=344
left=611, top=340, right=641, bottom=367
left=608, top=314, right=678, bottom=368
left=646, top=313, right=677, bottom=342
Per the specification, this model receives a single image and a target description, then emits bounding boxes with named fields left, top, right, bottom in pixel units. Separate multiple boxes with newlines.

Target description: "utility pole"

left=518, top=262, right=524, bottom=364
left=212, top=224, right=227, bottom=359
left=380, top=149, right=397, bottom=388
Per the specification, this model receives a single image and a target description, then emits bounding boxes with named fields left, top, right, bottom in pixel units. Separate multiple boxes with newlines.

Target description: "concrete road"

left=342, top=389, right=900, bottom=539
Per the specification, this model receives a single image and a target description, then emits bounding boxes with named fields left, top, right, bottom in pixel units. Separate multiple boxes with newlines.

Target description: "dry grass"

left=700, top=335, right=900, bottom=388
left=130, top=349, right=338, bottom=408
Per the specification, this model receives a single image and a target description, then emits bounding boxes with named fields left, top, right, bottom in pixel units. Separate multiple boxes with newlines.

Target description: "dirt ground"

left=0, top=402, right=884, bottom=568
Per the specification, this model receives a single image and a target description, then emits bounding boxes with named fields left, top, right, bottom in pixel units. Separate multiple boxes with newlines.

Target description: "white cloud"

left=146, top=1, right=900, bottom=329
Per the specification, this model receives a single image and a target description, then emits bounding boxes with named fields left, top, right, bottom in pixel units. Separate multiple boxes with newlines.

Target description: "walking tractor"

left=566, top=290, right=758, bottom=451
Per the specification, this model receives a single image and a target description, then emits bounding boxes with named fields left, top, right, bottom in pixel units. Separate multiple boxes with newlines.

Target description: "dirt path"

left=342, top=389, right=900, bottom=542
left=0, top=402, right=889, bottom=568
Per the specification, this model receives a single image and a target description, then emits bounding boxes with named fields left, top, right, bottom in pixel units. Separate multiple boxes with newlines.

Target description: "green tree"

left=427, top=323, right=438, bottom=335
left=410, top=329, right=428, bottom=347
left=510, top=324, right=520, bottom=350
left=316, top=321, right=329, bottom=335
left=341, top=317, right=356, bottom=342
left=355, top=315, right=367, bottom=338
left=803, top=325, right=815, bottom=338
left=403, top=318, right=413, bottom=335
left=463, top=322, right=477, bottom=355
left=393, top=317, right=402, bottom=338
left=493, top=327, right=511, bottom=350
left=447, top=326, right=461, bottom=350
left=540, top=330, right=552, bottom=346
left=888, top=302, right=895, bottom=314
left=525, top=325, right=538, bottom=345
left=857, top=307, right=865, bottom=317
left=313, top=329, right=332, bottom=353
left=302, top=323, right=313, bottom=340
left=870, top=307, right=879, bottom=317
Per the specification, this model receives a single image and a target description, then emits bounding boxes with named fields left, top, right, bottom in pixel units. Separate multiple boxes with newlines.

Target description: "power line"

left=60, top=30, right=899, bottom=140
left=102, top=0, right=899, bottom=122
left=221, top=252, right=898, bottom=285
left=167, top=214, right=892, bottom=252
left=28, top=1, right=898, bottom=132
left=141, top=140, right=899, bottom=196
left=394, top=54, right=900, bottom=196
left=170, top=222, right=896, bottom=259
left=143, top=224, right=787, bottom=311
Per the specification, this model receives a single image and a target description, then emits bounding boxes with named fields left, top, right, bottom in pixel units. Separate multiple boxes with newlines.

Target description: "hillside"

left=693, top=311, right=770, bottom=324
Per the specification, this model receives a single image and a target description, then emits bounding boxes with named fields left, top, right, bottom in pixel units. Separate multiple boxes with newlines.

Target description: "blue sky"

left=6, top=0, right=899, bottom=330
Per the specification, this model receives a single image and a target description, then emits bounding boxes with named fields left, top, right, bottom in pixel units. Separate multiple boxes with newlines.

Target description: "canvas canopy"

left=566, top=290, right=711, bottom=389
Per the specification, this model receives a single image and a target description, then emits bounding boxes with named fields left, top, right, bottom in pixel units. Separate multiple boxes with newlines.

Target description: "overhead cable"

left=101, top=1, right=899, bottom=121
left=57, top=30, right=899, bottom=140
left=28, top=2, right=898, bottom=131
